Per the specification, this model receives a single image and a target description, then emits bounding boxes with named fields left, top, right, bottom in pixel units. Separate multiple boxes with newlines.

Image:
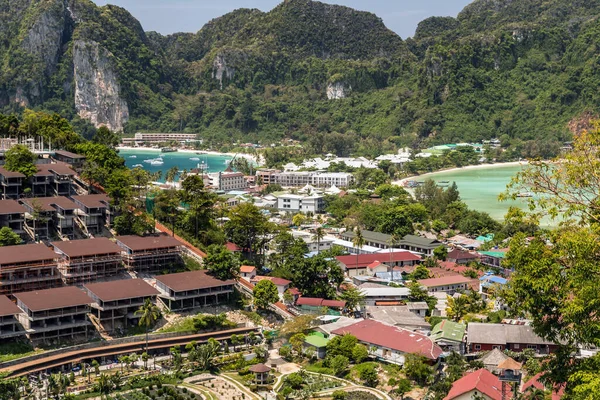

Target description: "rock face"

left=213, top=54, right=236, bottom=89
left=73, top=40, right=129, bottom=132
left=327, top=82, right=349, bottom=99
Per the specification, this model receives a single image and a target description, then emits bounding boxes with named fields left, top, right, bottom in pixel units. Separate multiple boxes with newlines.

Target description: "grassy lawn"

left=0, top=341, right=42, bottom=363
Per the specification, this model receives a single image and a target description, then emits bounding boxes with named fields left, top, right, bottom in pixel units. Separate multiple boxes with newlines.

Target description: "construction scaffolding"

left=57, top=254, right=123, bottom=286
left=0, top=262, right=61, bottom=296
left=121, top=247, right=183, bottom=272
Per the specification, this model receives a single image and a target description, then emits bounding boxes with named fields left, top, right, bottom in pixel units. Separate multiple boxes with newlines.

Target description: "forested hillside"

left=0, top=0, right=599, bottom=155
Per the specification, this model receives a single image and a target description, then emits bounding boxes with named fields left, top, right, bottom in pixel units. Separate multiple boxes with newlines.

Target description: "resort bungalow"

left=0, top=295, right=25, bottom=339
left=467, top=323, right=558, bottom=354
left=32, top=162, right=77, bottom=197
left=0, top=199, right=27, bottom=238
left=53, top=150, right=86, bottom=168
left=71, top=194, right=113, bottom=235
left=397, top=235, right=444, bottom=256
left=14, top=286, right=92, bottom=344
left=0, top=243, right=61, bottom=296
left=240, top=265, right=257, bottom=280
left=331, top=319, right=443, bottom=365
left=52, top=238, right=124, bottom=285
left=84, top=279, right=160, bottom=333
left=21, top=196, right=79, bottom=240
left=155, top=270, right=235, bottom=311
left=116, top=235, right=183, bottom=272
left=0, top=167, right=24, bottom=200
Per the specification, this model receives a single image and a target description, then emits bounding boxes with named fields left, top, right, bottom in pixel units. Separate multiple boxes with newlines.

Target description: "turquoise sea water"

left=119, top=149, right=233, bottom=181
left=417, top=165, right=527, bottom=221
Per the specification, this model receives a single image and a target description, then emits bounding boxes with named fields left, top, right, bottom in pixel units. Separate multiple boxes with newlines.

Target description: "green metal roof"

left=399, top=234, right=442, bottom=249
left=479, top=251, right=506, bottom=259
left=341, top=229, right=392, bottom=245
left=304, top=334, right=329, bottom=348
left=430, top=320, right=466, bottom=343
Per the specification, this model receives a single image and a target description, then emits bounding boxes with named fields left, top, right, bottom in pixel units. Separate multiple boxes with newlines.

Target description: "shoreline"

left=393, top=161, right=528, bottom=187
left=116, top=146, right=259, bottom=163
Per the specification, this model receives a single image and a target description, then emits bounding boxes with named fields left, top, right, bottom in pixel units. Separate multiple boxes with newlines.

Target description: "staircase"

left=88, top=313, right=112, bottom=340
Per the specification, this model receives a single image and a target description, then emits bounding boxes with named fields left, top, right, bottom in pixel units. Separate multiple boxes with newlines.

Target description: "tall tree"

left=224, top=203, right=272, bottom=262
left=312, top=226, right=325, bottom=254
left=253, top=279, right=280, bottom=309
left=92, top=126, right=120, bottom=147
left=5, top=144, right=36, bottom=178
left=204, top=244, right=241, bottom=280
left=134, top=298, right=161, bottom=353
left=352, top=227, right=365, bottom=269
left=0, top=227, right=21, bottom=246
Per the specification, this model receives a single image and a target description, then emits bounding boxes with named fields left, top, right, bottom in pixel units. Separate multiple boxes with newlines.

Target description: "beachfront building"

left=71, top=194, right=113, bottom=235
left=21, top=196, right=79, bottom=240
left=255, top=169, right=281, bottom=185
left=0, top=199, right=27, bottom=238
left=0, top=167, right=25, bottom=199
left=155, top=270, right=235, bottom=311
left=14, top=287, right=92, bottom=344
left=273, top=171, right=353, bottom=188
left=116, top=235, right=183, bottom=272
left=123, top=132, right=199, bottom=144
left=0, top=243, right=61, bottom=296
left=53, top=238, right=124, bottom=285
left=0, top=295, right=25, bottom=339
left=84, top=279, right=160, bottom=332
left=276, top=194, right=325, bottom=214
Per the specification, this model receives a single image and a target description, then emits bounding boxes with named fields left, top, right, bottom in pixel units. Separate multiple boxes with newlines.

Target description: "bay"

left=119, top=149, right=233, bottom=182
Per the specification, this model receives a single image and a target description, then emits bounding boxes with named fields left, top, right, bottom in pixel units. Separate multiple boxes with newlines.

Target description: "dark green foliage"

left=203, top=244, right=241, bottom=280
left=4, top=144, right=36, bottom=178
left=192, top=313, right=236, bottom=332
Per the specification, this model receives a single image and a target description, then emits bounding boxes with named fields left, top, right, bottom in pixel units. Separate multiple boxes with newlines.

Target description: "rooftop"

left=36, top=162, right=75, bottom=176
left=0, top=295, right=21, bottom=317
left=479, top=249, right=509, bottom=258
left=430, top=320, right=466, bottom=343
left=248, top=364, right=271, bottom=373
left=398, top=234, right=443, bottom=249
left=155, top=270, right=235, bottom=292
left=251, top=276, right=291, bottom=287
left=0, top=199, right=26, bottom=215
left=359, top=286, right=410, bottom=298
left=116, top=235, right=183, bottom=251
left=336, top=252, right=421, bottom=269
left=304, top=334, right=329, bottom=348
left=14, top=287, right=91, bottom=312
left=52, top=238, right=122, bottom=258
left=54, top=150, right=86, bottom=159
left=341, top=230, right=392, bottom=244
left=71, top=194, right=111, bottom=209
left=21, top=196, right=78, bottom=212
left=417, top=275, right=472, bottom=287
left=443, top=369, right=503, bottom=400
left=447, top=249, right=480, bottom=261
left=467, top=323, right=555, bottom=346
left=84, top=279, right=159, bottom=302
left=332, top=319, right=443, bottom=360
left=240, top=265, right=256, bottom=273
left=0, top=167, right=25, bottom=178
left=0, top=243, right=57, bottom=266
left=366, top=306, right=429, bottom=329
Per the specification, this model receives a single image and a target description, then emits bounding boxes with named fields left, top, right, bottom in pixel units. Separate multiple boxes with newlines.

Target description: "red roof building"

left=444, top=369, right=504, bottom=400
left=337, top=252, right=420, bottom=277
left=331, top=319, right=443, bottom=362
left=521, top=373, right=564, bottom=400
left=225, top=242, right=242, bottom=252
left=447, top=249, right=480, bottom=264
left=251, top=276, right=291, bottom=297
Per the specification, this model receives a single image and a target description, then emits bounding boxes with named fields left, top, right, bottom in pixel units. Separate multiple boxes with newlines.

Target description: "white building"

left=273, top=172, right=353, bottom=188
left=277, top=194, right=325, bottom=214
left=207, top=172, right=247, bottom=191
left=291, top=230, right=334, bottom=253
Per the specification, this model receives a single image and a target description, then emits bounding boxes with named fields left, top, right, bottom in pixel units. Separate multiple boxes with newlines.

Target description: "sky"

left=91, top=0, right=473, bottom=39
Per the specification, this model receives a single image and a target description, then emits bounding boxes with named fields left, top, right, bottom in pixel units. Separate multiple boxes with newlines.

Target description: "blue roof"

left=480, top=275, right=507, bottom=286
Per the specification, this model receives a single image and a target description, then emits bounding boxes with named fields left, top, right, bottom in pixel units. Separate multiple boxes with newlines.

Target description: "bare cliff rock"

left=73, top=40, right=129, bottom=132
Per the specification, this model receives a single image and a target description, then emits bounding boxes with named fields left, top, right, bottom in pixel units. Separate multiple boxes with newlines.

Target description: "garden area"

left=106, top=386, right=201, bottom=400
left=277, top=371, right=346, bottom=398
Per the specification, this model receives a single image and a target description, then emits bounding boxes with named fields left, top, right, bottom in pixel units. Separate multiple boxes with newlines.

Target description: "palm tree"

left=135, top=298, right=161, bottom=352
left=165, top=166, right=179, bottom=188
left=141, top=352, right=150, bottom=370
left=96, top=373, right=113, bottom=399
left=446, top=295, right=470, bottom=322
left=313, top=226, right=325, bottom=254
left=352, top=227, right=365, bottom=270
left=523, top=386, right=547, bottom=400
